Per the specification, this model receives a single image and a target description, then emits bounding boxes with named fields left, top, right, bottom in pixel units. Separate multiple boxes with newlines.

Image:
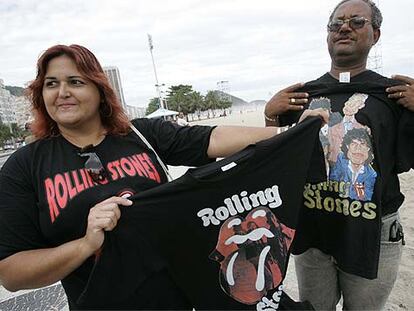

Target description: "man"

left=264, top=0, right=414, bottom=310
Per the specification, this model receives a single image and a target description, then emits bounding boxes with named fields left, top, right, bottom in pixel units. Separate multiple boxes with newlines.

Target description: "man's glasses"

left=78, top=151, right=108, bottom=184
left=327, top=16, right=371, bottom=32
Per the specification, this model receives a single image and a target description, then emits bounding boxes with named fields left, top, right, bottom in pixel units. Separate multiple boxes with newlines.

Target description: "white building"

left=0, top=79, right=17, bottom=125
left=126, top=105, right=146, bottom=120
left=14, top=96, right=32, bottom=128
left=103, top=66, right=127, bottom=110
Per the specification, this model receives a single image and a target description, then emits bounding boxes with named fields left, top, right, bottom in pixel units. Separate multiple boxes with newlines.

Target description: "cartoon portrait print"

left=209, top=207, right=295, bottom=305
left=308, top=93, right=377, bottom=201
left=329, top=127, right=377, bottom=201
left=328, top=93, right=368, bottom=163
left=309, top=97, right=333, bottom=176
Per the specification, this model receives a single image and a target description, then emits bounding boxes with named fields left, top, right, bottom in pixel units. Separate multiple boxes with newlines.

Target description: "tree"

left=0, top=123, right=12, bottom=146
left=166, top=85, right=203, bottom=114
left=146, top=97, right=161, bottom=115
left=204, top=90, right=220, bottom=117
left=204, top=90, right=232, bottom=117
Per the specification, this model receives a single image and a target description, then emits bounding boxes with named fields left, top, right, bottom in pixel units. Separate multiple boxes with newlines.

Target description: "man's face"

left=347, top=138, right=370, bottom=165
left=327, top=0, right=380, bottom=66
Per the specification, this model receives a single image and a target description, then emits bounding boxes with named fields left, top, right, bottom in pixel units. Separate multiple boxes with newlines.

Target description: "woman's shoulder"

left=131, top=117, right=162, bottom=129
left=2, top=137, right=61, bottom=171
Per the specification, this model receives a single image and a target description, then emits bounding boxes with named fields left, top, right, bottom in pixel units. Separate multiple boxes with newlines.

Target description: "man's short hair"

left=329, top=0, right=383, bottom=29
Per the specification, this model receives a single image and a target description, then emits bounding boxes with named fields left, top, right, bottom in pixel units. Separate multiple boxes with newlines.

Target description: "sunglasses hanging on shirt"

left=78, top=145, right=108, bottom=184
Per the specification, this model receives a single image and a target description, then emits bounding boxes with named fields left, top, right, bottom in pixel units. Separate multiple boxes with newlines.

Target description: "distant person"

left=176, top=112, right=189, bottom=126
left=0, top=44, right=326, bottom=310
left=264, top=0, right=414, bottom=309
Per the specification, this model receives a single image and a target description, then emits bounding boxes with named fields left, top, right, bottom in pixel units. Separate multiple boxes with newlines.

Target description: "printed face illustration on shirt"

left=309, top=93, right=377, bottom=202
left=209, top=207, right=295, bottom=305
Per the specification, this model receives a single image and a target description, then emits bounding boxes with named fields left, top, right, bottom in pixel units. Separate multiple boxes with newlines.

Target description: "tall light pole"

left=147, top=34, right=165, bottom=109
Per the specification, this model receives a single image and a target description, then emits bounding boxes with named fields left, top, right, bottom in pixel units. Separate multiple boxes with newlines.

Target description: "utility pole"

left=147, top=34, right=165, bottom=109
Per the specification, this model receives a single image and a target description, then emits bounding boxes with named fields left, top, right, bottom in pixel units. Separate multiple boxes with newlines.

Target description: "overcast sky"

left=0, top=0, right=412, bottom=107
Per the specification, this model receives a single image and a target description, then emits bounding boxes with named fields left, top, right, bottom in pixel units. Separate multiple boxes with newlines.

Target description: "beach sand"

left=1, top=109, right=412, bottom=310
left=190, top=109, right=414, bottom=310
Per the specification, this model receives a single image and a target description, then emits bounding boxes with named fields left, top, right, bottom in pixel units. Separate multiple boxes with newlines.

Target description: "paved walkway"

left=0, top=284, right=68, bottom=311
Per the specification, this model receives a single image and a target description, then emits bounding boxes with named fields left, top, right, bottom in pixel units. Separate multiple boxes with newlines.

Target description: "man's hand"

left=264, top=83, right=309, bottom=125
left=298, top=108, right=329, bottom=125
left=386, top=75, right=414, bottom=112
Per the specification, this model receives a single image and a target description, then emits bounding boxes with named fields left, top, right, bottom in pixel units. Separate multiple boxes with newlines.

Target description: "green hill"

left=5, top=85, right=25, bottom=97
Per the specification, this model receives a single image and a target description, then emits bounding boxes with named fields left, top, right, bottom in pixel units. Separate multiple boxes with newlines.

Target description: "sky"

left=0, top=0, right=412, bottom=107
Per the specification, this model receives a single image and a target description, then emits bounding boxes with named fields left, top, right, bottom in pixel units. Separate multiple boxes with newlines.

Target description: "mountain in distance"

left=5, top=85, right=25, bottom=97
left=249, top=100, right=266, bottom=106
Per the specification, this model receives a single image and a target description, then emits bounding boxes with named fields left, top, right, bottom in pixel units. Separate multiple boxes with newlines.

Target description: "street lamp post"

left=147, top=34, right=165, bottom=109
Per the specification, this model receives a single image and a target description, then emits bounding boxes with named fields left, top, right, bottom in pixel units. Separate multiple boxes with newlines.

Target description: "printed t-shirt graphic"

left=210, top=207, right=295, bottom=304
left=0, top=118, right=215, bottom=310
left=308, top=93, right=377, bottom=201
left=278, top=70, right=414, bottom=280
left=79, top=117, right=324, bottom=310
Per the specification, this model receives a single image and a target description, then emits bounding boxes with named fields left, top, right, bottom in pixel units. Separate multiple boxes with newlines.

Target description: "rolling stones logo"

left=209, top=207, right=295, bottom=305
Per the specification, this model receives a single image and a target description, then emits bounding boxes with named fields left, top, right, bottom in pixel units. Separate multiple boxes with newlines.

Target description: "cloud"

left=0, top=0, right=412, bottom=107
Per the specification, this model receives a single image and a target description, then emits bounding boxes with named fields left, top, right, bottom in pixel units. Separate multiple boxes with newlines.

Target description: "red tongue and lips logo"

left=209, top=207, right=295, bottom=305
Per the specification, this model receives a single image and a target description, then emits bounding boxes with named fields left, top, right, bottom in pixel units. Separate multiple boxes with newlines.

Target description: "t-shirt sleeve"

left=396, top=109, right=414, bottom=172
left=0, top=151, right=48, bottom=260
left=131, top=118, right=215, bottom=166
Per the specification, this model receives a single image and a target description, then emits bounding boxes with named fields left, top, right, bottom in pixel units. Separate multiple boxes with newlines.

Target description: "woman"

left=0, top=44, right=326, bottom=310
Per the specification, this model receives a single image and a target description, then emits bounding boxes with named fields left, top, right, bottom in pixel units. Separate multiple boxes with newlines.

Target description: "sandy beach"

left=1, top=109, right=413, bottom=310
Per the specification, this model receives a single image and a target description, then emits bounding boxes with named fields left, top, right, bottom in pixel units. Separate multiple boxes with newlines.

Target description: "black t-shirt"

left=279, top=70, right=414, bottom=278
left=78, top=117, right=324, bottom=310
left=0, top=118, right=214, bottom=310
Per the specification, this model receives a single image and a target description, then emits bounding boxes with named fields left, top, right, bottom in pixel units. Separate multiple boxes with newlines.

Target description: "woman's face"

left=42, top=55, right=102, bottom=131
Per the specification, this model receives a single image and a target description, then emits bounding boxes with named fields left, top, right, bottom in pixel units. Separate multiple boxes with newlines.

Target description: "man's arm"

left=208, top=108, right=329, bottom=158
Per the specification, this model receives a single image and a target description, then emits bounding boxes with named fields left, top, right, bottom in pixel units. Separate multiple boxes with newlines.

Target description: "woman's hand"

left=298, top=108, right=329, bottom=125
left=82, top=196, right=132, bottom=253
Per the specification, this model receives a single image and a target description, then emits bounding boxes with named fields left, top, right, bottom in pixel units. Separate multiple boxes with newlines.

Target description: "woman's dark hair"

left=26, top=44, right=130, bottom=138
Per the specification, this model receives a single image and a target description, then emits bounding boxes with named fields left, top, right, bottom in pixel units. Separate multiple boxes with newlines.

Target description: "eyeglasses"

left=78, top=151, right=108, bottom=184
left=327, top=16, right=371, bottom=32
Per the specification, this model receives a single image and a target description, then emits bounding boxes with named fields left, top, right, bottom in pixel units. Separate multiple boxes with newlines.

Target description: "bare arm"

left=0, top=196, right=132, bottom=291
left=207, top=108, right=329, bottom=158
left=207, top=126, right=278, bottom=158
left=0, top=238, right=95, bottom=291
